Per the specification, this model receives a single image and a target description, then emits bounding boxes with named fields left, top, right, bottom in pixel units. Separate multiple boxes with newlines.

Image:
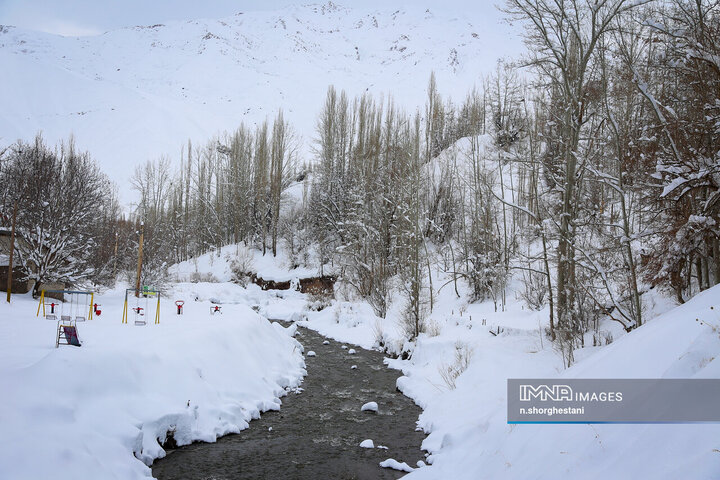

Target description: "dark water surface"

left=151, top=322, right=427, bottom=480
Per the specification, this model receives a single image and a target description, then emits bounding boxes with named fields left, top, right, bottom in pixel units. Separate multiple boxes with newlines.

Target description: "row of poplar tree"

left=1, top=0, right=718, bottom=365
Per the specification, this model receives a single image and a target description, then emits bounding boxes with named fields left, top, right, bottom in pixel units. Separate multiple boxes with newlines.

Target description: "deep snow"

left=0, top=285, right=305, bottom=480
left=172, top=244, right=720, bottom=479
left=3, top=240, right=719, bottom=479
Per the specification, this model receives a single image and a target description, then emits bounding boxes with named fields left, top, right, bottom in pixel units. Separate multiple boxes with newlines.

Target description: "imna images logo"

left=519, top=384, right=573, bottom=402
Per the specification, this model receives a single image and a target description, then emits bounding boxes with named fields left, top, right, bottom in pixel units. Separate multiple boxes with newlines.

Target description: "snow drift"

left=0, top=293, right=305, bottom=480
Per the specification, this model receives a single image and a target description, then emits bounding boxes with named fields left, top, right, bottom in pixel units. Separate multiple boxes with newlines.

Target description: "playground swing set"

left=36, top=289, right=96, bottom=348
left=122, top=287, right=161, bottom=326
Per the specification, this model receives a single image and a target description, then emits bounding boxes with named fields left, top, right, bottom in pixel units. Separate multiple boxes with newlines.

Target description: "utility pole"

left=6, top=202, right=18, bottom=303
left=135, top=222, right=144, bottom=297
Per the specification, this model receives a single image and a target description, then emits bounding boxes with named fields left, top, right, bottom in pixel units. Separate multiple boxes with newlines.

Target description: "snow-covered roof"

left=0, top=254, right=20, bottom=267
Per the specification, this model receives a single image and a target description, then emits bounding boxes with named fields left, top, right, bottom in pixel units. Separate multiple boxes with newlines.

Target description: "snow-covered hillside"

left=0, top=2, right=518, bottom=204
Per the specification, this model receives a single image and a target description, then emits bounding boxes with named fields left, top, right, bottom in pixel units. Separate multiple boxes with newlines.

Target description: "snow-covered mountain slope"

left=0, top=2, right=519, bottom=204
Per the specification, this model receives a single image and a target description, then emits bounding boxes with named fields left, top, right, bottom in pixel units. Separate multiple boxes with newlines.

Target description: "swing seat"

left=75, top=316, right=86, bottom=322
left=45, top=314, right=57, bottom=321
left=61, top=315, right=72, bottom=322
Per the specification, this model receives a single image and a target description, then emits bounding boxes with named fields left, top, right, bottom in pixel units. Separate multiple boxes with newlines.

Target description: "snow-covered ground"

left=170, top=241, right=720, bottom=478
left=395, top=285, right=720, bottom=479
left=4, top=241, right=719, bottom=479
left=298, top=278, right=720, bottom=479
left=0, top=284, right=305, bottom=480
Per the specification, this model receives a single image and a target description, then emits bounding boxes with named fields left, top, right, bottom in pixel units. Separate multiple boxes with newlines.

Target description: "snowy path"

left=152, top=322, right=427, bottom=479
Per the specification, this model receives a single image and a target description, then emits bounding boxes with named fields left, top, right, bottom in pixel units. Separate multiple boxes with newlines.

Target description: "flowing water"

left=151, top=322, right=426, bottom=479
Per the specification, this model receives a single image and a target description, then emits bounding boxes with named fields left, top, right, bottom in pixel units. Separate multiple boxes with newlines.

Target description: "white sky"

left=0, top=0, right=501, bottom=36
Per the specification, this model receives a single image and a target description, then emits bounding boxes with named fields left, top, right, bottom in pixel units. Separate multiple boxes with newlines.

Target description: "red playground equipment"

left=211, top=305, right=222, bottom=315
left=132, top=306, right=146, bottom=325
left=93, top=303, right=102, bottom=316
left=175, top=300, right=185, bottom=315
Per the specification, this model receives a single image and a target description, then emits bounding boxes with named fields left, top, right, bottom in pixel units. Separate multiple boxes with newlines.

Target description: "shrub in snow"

left=307, top=292, right=332, bottom=311
left=228, top=249, right=253, bottom=286
left=424, top=318, right=442, bottom=337
left=372, top=318, right=386, bottom=348
left=519, top=268, right=548, bottom=311
left=361, top=401, right=378, bottom=412
left=190, top=271, right=219, bottom=283
left=592, top=330, right=614, bottom=346
left=438, top=341, right=473, bottom=390
left=359, top=439, right=374, bottom=448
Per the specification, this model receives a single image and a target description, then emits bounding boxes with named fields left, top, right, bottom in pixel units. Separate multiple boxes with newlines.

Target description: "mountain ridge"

left=0, top=2, right=520, bottom=205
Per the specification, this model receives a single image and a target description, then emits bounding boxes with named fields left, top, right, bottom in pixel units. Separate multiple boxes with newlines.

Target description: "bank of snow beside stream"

left=393, top=285, right=720, bottom=479
left=0, top=288, right=305, bottom=480
left=289, top=267, right=720, bottom=478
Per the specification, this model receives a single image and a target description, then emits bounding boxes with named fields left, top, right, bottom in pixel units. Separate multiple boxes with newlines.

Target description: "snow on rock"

left=341, top=345, right=348, bottom=349
left=348, top=348, right=357, bottom=355
left=361, top=401, right=379, bottom=413
left=273, top=321, right=297, bottom=337
left=380, top=458, right=415, bottom=472
left=351, top=365, right=357, bottom=370
left=0, top=289, right=306, bottom=480
left=359, top=439, right=375, bottom=448
left=306, top=351, right=316, bottom=357
left=323, top=340, right=330, bottom=345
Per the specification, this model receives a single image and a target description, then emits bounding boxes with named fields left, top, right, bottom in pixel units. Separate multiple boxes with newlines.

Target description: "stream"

left=151, top=321, right=427, bottom=479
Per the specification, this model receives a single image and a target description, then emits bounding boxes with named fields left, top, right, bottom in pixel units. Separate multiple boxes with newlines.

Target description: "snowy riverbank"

left=0, top=287, right=305, bottom=480
left=295, top=280, right=720, bottom=478
left=396, top=286, right=720, bottom=479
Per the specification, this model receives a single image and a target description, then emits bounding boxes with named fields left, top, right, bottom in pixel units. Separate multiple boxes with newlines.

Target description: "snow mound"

left=380, top=458, right=415, bottom=472
left=348, top=348, right=357, bottom=355
left=306, top=351, right=316, bottom=357
left=361, top=401, right=379, bottom=413
left=359, top=439, right=375, bottom=448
